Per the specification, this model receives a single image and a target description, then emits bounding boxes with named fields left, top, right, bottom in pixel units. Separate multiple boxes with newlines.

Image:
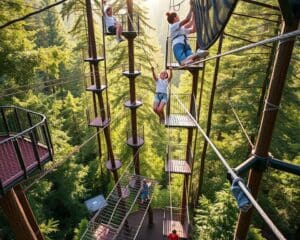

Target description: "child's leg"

left=157, top=101, right=166, bottom=120
left=116, top=23, right=123, bottom=39
left=153, top=101, right=160, bottom=117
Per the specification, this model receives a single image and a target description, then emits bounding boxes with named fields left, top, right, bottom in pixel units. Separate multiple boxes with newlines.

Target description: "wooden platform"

left=166, top=62, right=204, bottom=70
left=86, top=84, right=107, bottom=93
left=165, top=114, right=197, bottom=128
left=165, top=160, right=191, bottom=174
left=163, top=220, right=188, bottom=239
left=89, top=117, right=110, bottom=128
left=0, top=136, right=50, bottom=191
left=126, top=136, right=144, bottom=148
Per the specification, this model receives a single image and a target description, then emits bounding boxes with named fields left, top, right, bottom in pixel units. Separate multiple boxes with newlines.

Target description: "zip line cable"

left=0, top=0, right=68, bottom=29
left=171, top=91, right=286, bottom=240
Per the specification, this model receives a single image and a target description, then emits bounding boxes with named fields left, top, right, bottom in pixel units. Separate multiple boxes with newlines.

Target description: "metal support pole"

left=234, top=21, right=299, bottom=240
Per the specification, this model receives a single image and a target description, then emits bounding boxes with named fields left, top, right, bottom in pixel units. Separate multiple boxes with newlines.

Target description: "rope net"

left=192, top=0, right=238, bottom=49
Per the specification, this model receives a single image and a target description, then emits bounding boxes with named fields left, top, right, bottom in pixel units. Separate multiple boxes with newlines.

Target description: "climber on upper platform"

left=166, top=0, right=209, bottom=66
left=104, top=5, right=125, bottom=43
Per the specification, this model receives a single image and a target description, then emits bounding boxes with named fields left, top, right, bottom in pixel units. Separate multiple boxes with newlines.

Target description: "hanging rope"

left=228, top=100, right=254, bottom=148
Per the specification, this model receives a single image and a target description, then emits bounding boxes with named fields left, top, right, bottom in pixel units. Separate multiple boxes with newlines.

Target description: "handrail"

left=181, top=29, right=300, bottom=69
left=0, top=106, right=46, bottom=144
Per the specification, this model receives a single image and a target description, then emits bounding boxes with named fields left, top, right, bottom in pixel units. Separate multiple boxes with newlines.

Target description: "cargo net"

left=192, top=0, right=238, bottom=49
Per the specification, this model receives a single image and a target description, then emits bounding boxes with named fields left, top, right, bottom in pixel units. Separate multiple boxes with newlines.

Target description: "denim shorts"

left=173, top=43, right=193, bottom=64
left=108, top=26, right=116, bottom=34
left=154, top=93, right=168, bottom=104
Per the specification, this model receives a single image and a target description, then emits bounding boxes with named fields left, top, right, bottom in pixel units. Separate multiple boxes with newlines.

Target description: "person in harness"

left=166, top=0, right=209, bottom=66
left=151, top=66, right=172, bottom=124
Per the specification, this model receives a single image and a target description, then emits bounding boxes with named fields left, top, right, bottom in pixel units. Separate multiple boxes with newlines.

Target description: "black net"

left=192, top=0, right=238, bottom=49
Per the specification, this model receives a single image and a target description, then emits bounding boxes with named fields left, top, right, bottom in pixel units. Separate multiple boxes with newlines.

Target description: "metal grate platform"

left=165, top=114, right=197, bottom=128
left=165, top=160, right=191, bottom=174
left=81, top=174, right=156, bottom=240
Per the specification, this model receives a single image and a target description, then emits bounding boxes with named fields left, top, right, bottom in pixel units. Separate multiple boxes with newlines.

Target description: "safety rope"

left=179, top=29, right=300, bottom=69
left=228, top=100, right=254, bottom=148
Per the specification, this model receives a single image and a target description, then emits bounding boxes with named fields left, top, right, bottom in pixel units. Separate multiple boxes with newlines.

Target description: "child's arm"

left=179, top=0, right=193, bottom=27
left=151, top=67, right=158, bottom=81
left=168, top=68, right=173, bottom=82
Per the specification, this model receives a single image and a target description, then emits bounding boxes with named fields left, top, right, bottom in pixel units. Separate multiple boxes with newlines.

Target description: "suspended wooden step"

left=85, top=72, right=107, bottom=93
left=124, top=99, right=142, bottom=109
left=165, top=144, right=192, bottom=174
left=126, top=125, right=144, bottom=148
left=0, top=106, right=53, bottom=195
left=106, top=157, right=122, bottom=171
left=103, top=14, right=140, bottom=38
left=86, top=109, right=110, bottom=128
left=82, top=44, right=105, bottom=63
left=165, top=94, right=197, bottom=128
left=163, top=207, right=189, bottom=239
left=165, top=37, right=204, bottom=70
left=122, top=63, right=141, bottom=78
left=81, top=174, right=156, bottom=240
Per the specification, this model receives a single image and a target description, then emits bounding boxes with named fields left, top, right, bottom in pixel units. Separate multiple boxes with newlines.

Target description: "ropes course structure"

left=0, top=0, right=300, bottom=240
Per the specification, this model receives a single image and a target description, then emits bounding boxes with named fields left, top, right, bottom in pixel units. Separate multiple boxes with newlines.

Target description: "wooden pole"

left=234, top=21, right=298, bottom=240
left=0, top=188, right=37, bottom=240
left=15, top=185, right=45, bottom=240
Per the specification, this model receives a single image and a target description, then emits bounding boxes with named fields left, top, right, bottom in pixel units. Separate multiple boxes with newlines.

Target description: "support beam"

left=15, top=185, right=45, bottom=240
left=234, top=20, right=299, bottom=240
left=0, top=188, right=37, bottom=240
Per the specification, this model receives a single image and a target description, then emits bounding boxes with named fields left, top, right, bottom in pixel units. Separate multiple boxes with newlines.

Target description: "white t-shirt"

left=156, top=78, right=168, bottom=93
left=105, top=14, right=116, bottom=28
left=169, top=21, right=190, bottom=47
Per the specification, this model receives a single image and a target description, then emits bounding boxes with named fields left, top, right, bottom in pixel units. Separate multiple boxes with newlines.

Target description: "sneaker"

left=195, top=49, right=209, bottom=59
left=116, top=37, right=125, bottom=43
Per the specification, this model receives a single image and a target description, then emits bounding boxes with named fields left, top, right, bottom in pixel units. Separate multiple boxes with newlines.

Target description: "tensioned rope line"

left=228, top=100, right=254, bottom=148
left=0, top=77, right=84, bottom=99
left=0, top=72, right=92, bottom=94
left=0, top=0, right=68, bottom=29
left=23, top=109, right=127, bottom=192
left=179, top=29, right=300, bottom=69
left=171, top=91, right=286, bottom=240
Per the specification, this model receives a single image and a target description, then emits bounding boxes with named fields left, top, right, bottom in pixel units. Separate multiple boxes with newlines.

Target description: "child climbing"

left=140, top=179, right=150, bottom=204
left=104, top=5, right=125, bottom=43
left=151, top=66, right=172, bottom=124
left=166, top=0, right=209, bottom=66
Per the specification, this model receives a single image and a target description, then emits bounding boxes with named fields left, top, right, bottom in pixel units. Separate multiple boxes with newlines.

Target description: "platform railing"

left=103, top=14, right=140, bottom=35
left=166, top=93, right=197, bottom=119
left=126, top=125, right=144, bottom=147
left=0, top=106, right=53, bottom=194
left=167, top=144, right=193, bottom=165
